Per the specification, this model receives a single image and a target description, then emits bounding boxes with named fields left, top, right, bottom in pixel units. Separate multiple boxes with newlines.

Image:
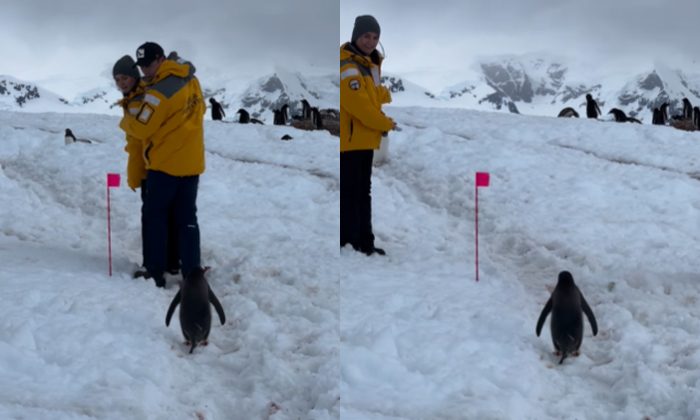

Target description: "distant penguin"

left=311, top=107, right=323, bottom=130
left=694, top=106, right=700, bottom=130
left=64, top=128, right=92, bottom=145
left=585, top=94, right=602, bottom=119
left=280, top=104, right=289, bottom=125
left=683, top=98, right=693, bottom=120
left=236, top=108, right=251, bottom=124
left=165, top=266, right=226, bottom=354
left=536, top=271, right=598, bottom=365
left=660, top=102, right=669, bottom=124
left=281, top=134, right=293, bottom=141
left=273, top=109, right=284, bottom=125
left=557, top=107, right=580, bottom=118
left=608, top=108, right=641, bottom=123
left=209, top=98, right=225, bottom=121
left=652, top=108, right=661, bottom=125
left=301, top=99, right=312, bottom=119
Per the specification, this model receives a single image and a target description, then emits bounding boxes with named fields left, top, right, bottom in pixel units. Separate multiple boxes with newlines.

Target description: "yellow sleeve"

left=124, top=135, right=146, bottom=189
left=340, top=64, right=394, bottom=132
left=377, top=85, right=392, bottom=105
left=119, top=91, right=169, bottom=143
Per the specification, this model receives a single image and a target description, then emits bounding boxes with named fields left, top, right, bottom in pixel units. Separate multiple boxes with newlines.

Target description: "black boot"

left=134, top=267, right=152, bottom=279
left=153, top=275, right=166, bottom=288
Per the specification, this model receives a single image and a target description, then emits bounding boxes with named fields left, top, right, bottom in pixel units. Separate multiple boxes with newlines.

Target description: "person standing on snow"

left=340, top=15, right=395, bottom=256
left=119, top=42, right=206, bottom=288
left=113, top=55, right=180, bottom=280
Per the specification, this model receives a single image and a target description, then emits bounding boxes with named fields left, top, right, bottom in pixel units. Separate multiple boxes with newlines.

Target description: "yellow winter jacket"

left=119, top=59, right=206, bottom=177
left=340, top=42, right=394, bottom=152
left=117, top=82, right=148, bottom=189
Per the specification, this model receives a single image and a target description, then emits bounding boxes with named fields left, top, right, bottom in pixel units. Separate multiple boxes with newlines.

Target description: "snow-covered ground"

left=341, top=107, right=700, bottom=419
left=0, top=112, right=338, bottom=420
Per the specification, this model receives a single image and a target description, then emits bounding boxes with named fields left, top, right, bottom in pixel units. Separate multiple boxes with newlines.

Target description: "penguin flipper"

left=581, top=294, right=598, bottom=336
left=165, top=290, right=182, bottom=327
left=208, top=286, right=226, bottom=325
left=536, top=297, right=553, bottom=336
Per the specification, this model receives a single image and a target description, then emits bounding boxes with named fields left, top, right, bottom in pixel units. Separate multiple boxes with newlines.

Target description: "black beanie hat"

left=112, top=55, right=140, bottom=80
left=351, top=15, right=381, bottom=43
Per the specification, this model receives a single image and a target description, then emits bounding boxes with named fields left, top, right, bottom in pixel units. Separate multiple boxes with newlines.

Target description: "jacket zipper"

left=145, top=143, right=153, bottom=164
left=349, top=121, right=353, bottom=142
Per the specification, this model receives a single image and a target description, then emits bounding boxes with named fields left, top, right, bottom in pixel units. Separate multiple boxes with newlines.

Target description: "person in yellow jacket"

left=113, top=54, right=180, bottom=280
left=119, top=42, right=206, bottom=288
left=340, top=15, right=395, bottom=256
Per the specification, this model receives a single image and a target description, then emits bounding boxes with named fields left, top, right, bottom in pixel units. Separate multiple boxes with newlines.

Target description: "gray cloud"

left=341, top=0, right=700, bottom=91
left=0, top=0, right=337, bottom=92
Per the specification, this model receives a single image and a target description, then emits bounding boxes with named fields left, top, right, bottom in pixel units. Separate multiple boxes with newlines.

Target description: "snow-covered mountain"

left=0, top=64, right=338, bottom=123
left=382, top=54, right=700, bottom=123
left=0, top=76, right=71, bottom=112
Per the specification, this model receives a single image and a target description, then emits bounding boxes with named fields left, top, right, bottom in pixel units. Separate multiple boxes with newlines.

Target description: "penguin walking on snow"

left=209, top=98, right=226, bottom=121
left=165, top=266, right=226, bottom=354
left=536, top=271, right=598, bottom=364
left=585, top=94, right=602, bottom=119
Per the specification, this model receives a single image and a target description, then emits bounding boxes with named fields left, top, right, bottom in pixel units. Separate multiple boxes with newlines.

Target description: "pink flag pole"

left=475, top=172, right=490, bottom=282
left=106, top=174, right=121, bottom=276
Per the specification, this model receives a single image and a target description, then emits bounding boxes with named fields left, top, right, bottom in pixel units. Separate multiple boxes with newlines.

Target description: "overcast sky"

left=0, top=0, right=337, bottom=96
left=341, top=0, right=700, bottom=92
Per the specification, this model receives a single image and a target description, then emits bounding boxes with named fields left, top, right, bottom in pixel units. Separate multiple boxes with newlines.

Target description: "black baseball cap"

left=133, top=42, right=165, bottom=68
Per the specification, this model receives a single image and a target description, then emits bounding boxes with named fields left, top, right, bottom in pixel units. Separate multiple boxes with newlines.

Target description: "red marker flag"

left=475, top=172, right=490, bottom=282
left=107, top=173, right=121, bottom=188
left=476, top=172, right=490, bottom=188
left=106, top=173, right=121, bottom=276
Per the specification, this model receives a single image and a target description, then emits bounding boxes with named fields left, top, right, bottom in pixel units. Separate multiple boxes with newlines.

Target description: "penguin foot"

left=572, top=351, right=580, bottom=357
left=200, top=341, right=208, bottom=347
left=553, top=351, right=562, bottom=356
left=183, top=340, right=191, bottom=346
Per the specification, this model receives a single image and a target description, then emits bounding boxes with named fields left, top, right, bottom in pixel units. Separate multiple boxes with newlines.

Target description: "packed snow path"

left=341, top=107, right=700, bottom=420
left=0, top=111, right=339, bottom=420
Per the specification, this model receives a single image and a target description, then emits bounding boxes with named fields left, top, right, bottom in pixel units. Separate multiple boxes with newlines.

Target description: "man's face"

left=356, top=32, right=379, bottom=56
left=114, top=74, right=136, bottom=94
left=139, top=56, right=165, bottom=79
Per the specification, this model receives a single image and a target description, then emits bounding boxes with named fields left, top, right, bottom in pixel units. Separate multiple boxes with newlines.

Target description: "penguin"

left=281, top=134, right=293, bottom=141
left=660, top=102, right=669, bottom=124
left=557, top=107, right=580, bottom=118
left=209, top=98, right=225, bottom=121
left=694, top=106, right=700, bottom=130
left=165, top=266, right=226, bottom=354
left=273, top=109, right=284, bottom=125
left=652, top=108, right=661, bottom=125
left=536, top=271, right=598, bottom=365
left=683, top=98, right=693, bottom=120
left=311, top=107, right=323, bottom=130
left=280, top=104, right=289, bottom=125
left=301, top=99, right=312, bottom=119
left=585, top=94, right=602, bottom=119
left=236, top=108, right=251, bottom=124
left=64, top=128, right=92, bottom=145
left=608, top=108, right=641, bottom=124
